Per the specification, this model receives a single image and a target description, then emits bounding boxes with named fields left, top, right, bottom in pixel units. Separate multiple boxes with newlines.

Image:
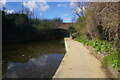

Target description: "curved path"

left=53, top=38, right=107, bottom=78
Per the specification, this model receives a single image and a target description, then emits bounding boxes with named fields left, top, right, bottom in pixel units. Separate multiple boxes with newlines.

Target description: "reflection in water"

left=2, top=39, right=65, bottom=78
left=30, top=55, right=48, bottom=66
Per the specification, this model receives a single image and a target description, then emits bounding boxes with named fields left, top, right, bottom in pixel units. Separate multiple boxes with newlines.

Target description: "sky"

left=1, top=1, right=78, bottom=23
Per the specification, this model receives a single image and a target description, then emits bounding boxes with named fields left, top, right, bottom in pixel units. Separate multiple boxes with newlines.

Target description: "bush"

left=73, top=17, right=89, bottom=40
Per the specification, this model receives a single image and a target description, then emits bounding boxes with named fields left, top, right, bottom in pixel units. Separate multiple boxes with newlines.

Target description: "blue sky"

left=5, top=2, right=77, bottom=23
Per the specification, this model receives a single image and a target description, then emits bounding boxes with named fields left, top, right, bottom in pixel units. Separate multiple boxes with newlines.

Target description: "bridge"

left=53, top=23, right=73, bottom=38
left=55, top=23, right=73, bottom=30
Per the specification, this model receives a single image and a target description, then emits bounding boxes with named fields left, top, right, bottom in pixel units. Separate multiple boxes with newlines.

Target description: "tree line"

left=2, top=11, right=68, bottom=44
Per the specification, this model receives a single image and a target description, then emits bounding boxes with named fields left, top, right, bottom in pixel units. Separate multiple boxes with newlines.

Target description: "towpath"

left=53, top=38, right=106, bottom=78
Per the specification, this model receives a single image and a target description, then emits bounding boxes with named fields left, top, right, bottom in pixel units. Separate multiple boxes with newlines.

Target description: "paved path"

left=53, top=38, right=106, bottom=78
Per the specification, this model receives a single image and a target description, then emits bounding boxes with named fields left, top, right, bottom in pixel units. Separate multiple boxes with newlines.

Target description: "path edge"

left=53, top=38, right=69, bottom=78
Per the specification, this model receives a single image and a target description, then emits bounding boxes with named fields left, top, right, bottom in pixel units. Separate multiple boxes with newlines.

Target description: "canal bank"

left=53, top=38, right=107, bottom=78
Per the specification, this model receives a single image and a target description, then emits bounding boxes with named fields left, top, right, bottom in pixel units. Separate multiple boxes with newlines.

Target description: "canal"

left=2, top=39, right=65, bottom=78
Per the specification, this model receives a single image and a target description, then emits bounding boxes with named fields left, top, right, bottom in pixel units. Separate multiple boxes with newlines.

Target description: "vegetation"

left=86, top=40, right=112, bottom=52
left=2, top=11, right=69, bottom=44
left=118, top=74, right=120, bottom=79
left=75, top=36, right=112, bottom=52
left=103, top=52, right=120, bottom=71
left=85, top=2, right=120, bottom=48
left=75, top=36, right=120, bottom=72
left=72, top=2, right=119, bottom=47
left=68, top=26, right=76, bottom=36
left=1, top=2, right=120, bottom=78
left=73, top=17, right=89, bottom=40
left=71, top=2, right=120, bottom=75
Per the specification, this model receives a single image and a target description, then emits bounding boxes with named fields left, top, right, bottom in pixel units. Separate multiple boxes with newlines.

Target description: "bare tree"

left=71, top=2, right=86, bottom=17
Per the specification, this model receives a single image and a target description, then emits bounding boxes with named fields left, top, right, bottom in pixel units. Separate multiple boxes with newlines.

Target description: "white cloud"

left=70, top=2, right=77, bottom=7
left=23, top=0, right=49, bottom=12
left=38, top=2, right=49, bottom=11
left=0, top=0, right=6, bottom=9
left=7, top=10, right=14, bottom=14
left=57, top=4, right=67, bottom=8
left=23, top=0, right=37, bottom=11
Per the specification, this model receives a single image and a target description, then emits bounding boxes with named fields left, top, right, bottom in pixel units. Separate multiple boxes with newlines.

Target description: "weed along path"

left=53, top=38, right=107, bottom=78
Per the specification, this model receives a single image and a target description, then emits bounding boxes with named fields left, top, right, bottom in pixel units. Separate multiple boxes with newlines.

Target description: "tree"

left=71, top=2, right=86, bottom=17
left=52, top=18, right=63, bottom=23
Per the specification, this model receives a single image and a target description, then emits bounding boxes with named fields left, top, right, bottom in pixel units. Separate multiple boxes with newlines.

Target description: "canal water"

left=2, top=39, right=65, bottom=78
